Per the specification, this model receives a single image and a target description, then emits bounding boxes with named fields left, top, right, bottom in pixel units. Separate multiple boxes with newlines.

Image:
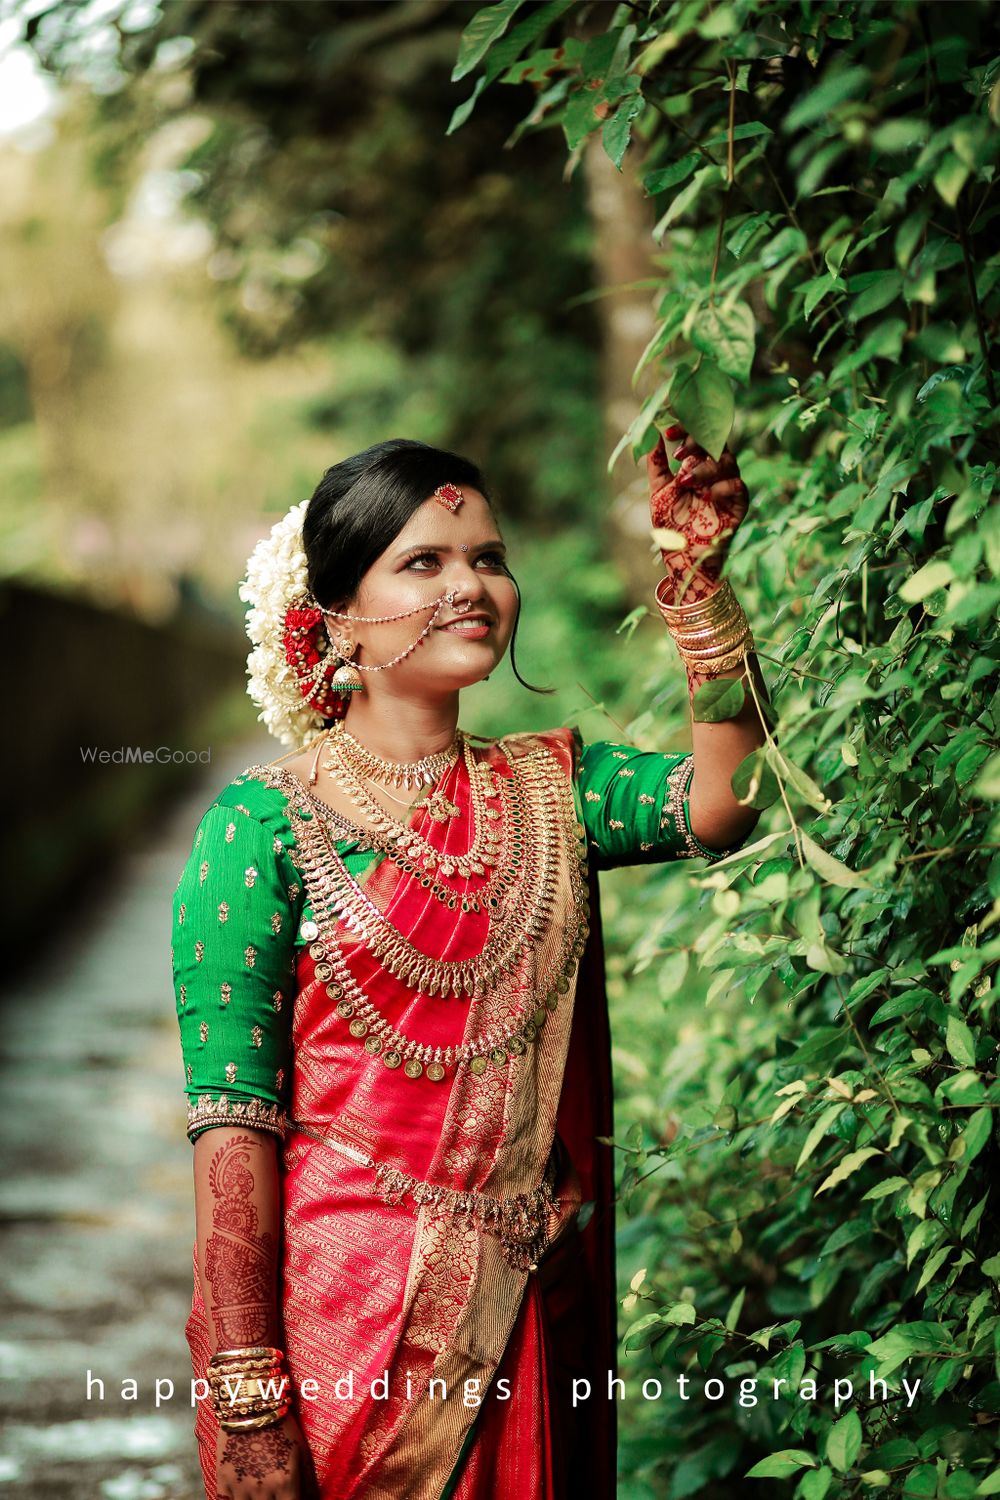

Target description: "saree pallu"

left=184, top=727, right=617, bottom=1498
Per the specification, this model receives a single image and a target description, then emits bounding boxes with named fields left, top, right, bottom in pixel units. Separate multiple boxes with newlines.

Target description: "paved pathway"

left=0, top=740, right=271, bottom=1499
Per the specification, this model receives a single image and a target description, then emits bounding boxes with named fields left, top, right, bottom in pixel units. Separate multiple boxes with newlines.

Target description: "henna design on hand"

left=205, top=1134, right=277, bottom=1348
left=221, top=1425, right=294, bottom=1482
left=647, top=428, right=749, bottom=602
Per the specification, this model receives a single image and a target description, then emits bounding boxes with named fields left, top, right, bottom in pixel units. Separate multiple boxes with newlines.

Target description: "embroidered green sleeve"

left=575, top=736, right=745, bottom=871
left=171, top=774, right=382, bottom=1143
left=171, top=798, right=302, bottom=1142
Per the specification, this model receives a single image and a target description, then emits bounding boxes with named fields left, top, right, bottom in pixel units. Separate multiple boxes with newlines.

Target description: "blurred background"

left=0, top=3, right=690, bottom=1494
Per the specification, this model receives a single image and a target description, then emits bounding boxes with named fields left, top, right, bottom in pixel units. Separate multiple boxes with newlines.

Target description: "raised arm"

left=647, top=421, right=770, bottom=854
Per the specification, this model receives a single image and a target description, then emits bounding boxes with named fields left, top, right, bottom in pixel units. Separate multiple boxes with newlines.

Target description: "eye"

left=477, top=551, right=507, bottom=568
left=405, top=551, right=439, bottom=570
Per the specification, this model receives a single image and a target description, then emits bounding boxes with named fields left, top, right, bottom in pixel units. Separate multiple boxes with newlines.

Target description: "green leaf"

left=801, top=832, right=873, bottom=889
left=826, top=1409, right=862, bottom=1472
left=849, top=273, right=903, bottom=322
left=815, top=1147, right=881, bottom=1195
left=783, top=65, right=869, bottom=132
left=668, top=358, right=734, bottom=461
left=946, top=1012, right=977, bottom=1068
left=452, top=0, right=527, bottom=81
left=899, top=559, right=955, bottom=602
left=644, top=153, right=700, bottom=195
left=934, top=152, right=970, bottom=206
left=745, top=1450, right=818, bottom=1479
left=731, top=748, right=782, bottom=810
left=446, top=76, right=487, bottom=136
left=692, top=676, right=746, bottom=723
left=603, top=94, right=644, bottom=170
left=653, top=165, right=723, bottom=240
left=690, top=301, right=756, bottom=385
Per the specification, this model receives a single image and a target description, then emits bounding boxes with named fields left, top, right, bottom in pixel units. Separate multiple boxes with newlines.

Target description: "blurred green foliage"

left=452, top=2, right=1000, bottom=1496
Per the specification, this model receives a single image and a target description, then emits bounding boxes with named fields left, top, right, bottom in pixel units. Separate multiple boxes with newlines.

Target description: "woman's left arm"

left=647, top=421, right=771, bottom=855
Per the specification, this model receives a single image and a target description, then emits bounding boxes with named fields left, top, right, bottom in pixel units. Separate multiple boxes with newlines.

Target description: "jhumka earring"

left=330, top=635, right=364, bottom=697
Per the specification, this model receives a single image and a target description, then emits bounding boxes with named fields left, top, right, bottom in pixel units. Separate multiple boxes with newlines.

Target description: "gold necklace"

left=288, top=749, right=592, bottom=1079
left=295, top=750, right=565, bottom=999
left=323, top=733, right=504, bottom=881
left=368, top=777, right=462, bottom=824
left=327, top=720, right=461, bottom=790
left=295, top=774, right=522, bottom=917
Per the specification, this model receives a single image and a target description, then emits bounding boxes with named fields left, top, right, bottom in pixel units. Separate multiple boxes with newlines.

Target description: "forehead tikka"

left=432, top=482, right=464, bottom=513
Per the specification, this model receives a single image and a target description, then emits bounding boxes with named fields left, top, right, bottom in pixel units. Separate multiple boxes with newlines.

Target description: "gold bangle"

left=218, top=1403, right=290, bottom=1434
left=654, top=574, right=740, bottom=618
left=206, top=1356, right=284, bottom=1368
left=675, top=643, right=752, bottom=677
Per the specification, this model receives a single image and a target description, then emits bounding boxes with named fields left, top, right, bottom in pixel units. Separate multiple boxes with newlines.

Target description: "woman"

left=172, top=431, right=768, bottom=1500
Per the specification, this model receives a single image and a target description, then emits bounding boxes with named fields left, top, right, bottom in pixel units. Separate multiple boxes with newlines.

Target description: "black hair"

left=302, top=438, right=552, bottom=697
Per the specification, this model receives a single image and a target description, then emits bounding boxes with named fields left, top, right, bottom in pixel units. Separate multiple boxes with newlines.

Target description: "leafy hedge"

left=452, top=3, right=1000, bottom=1495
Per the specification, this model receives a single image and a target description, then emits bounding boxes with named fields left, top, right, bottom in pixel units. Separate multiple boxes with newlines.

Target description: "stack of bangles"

left=208, top=1345, right=291, bottom=1433
left=654, top=576, right=755, bottom=677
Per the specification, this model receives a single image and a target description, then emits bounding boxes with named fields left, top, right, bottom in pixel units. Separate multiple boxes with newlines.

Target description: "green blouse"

left=171, top=735, right=739, bottom=1144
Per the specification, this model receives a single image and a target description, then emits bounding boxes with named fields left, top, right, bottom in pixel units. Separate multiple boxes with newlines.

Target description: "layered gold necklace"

left=302, top=749, right=562, bottom=999
left=282, top=740, right=591, bottom=1081
left=321, top=727, right=504, bottom=882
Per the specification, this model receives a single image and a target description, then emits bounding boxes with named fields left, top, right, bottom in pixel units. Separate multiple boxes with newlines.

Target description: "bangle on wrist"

left=654, top=575, right=754, bottom=678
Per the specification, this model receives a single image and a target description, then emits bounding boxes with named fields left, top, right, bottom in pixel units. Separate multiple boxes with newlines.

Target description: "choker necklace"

left=326, top=720, right=462, bottom=791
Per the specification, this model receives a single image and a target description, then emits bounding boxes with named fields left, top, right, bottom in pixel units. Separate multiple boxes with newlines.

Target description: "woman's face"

left=329, top=488, right=518, bottom=700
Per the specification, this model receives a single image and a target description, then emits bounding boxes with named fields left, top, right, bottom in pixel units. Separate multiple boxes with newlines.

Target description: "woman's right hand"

left=215, top=1410, right=319, bottom=1499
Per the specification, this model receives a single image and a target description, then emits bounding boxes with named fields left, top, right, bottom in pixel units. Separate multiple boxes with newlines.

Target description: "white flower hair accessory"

left=237, top=500, right=346, bottom=748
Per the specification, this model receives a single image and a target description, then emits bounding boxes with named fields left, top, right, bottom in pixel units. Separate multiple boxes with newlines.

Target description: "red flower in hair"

left=282, top=602, right=349, bottom=721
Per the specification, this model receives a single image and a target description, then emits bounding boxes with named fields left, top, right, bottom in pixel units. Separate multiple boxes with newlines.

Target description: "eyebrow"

left=395, top=539, right=507, bottom=559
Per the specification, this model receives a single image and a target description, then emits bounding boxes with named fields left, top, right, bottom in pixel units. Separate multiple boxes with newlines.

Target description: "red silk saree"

left=180, top=727, right=619, bottom=1498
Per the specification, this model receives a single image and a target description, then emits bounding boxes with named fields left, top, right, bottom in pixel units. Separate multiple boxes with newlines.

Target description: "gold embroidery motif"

left=639, top=793, right=655, bottom=805
left=272, top=991, right=283, bottom=1013
left=199, top=1022, right=209, bottom=1043
left=618, top=767, right=635, bottom=777
left=179, top=983, right=187, bottom=1005
left=194, top=939, right=205, bottom=963
left=272, top=834, right=283, bottom=854
left=245, top=945, right=257, bottom=969
left=271, top=911, right=283, bottom=935
left=640, top=841, right=653, bottom=851
left=251, top=1025, right=263, bottom=1048
left=178, top=902, right=186, bottom=925
left=585, top=789, right=601, bottom=802
left=225, top=1062, right=237, bottom=1084
left=245, top=866, right=259, bottom=888
left=275, top=1068, right=284, bottom=1091
left=225, top=821, right=237, bottom=844
left=288, top=883, right=300, bottom=900
left=186, top=1092, right=286, bottom=1140
left=611, top=750, right=629, bottom=759
left=220, top=982, right=232, bottom=1005
left=235, top=804, right=252, bottom=817
left=186, top=1063, right=193, bottom=1084
left=609, top=818, right=624, bottom=830
left=195, top=828, right=203, bottom=848
left=199, top=861, right=209, bottom=884
left=218, top=900, right=230, bottom=923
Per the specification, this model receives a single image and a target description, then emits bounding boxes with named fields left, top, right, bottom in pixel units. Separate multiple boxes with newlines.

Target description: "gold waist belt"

left=287, top=1117, right=563, bottom=1274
